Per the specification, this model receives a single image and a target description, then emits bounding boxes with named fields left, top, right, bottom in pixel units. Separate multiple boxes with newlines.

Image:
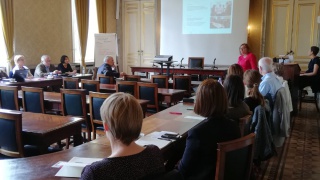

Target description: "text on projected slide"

left=183, top=0, right=233, bottom=34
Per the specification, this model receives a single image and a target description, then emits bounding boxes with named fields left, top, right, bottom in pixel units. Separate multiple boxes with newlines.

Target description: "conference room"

left=0, top=0, right=319, bottom=179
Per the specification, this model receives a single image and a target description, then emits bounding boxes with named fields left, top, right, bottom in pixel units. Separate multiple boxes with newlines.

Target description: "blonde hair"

left=243, top=70, right=265, bottom=107
left=14, top=55, right=25, bottom=65
left=194, top=79, right=228, bottom=117
left=100, top=92, right=143, bottom=145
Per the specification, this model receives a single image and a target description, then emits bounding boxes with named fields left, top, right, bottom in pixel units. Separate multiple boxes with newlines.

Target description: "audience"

left=81, top=92, right=165, bottom=180
left=178, top=79, right=241, bottom=179
left=34, top=55, right=61, bottom=78
left=12, top=55, right=33, bottom=78
left=97, top=56, right=126, bottom=78
left=227, top=63, right=244, bottom=79
left=224, top=75, right=251, bottom=121
left=237, top=43, right=258, bottom=72
left=243, top=70, right=266, bottom=111
left=258, top=57, right=282, bottom=102
left=57, top=55, right=77, bottom=75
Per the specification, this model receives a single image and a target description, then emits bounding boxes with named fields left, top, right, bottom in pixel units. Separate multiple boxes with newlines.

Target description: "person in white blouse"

left=12, top=55, right=33, bottom=78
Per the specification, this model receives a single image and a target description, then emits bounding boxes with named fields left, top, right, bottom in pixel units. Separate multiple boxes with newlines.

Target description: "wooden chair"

left=124, top=75, right=141, bottom=82
left=151, top=75, right=168, bottom=88
left=173, top=75, right=192, bottom=97
left=97, top=74, right=114, bottom=84
left=0, top=110, right=24, bottom=157
left=137, top=82, right=159, bottom=113
left=61, top=89, right=91, bottom=148
left=215, top=133, right=255, bottom=180
left=92, top=67, right=98, bottom=80
left=116, top=81, right=138, bottom=98
left=0, top=85, right=19, bottom=110
left=63, top=77, right=79, bottom=89
left=21, top=86, right=45, bottom=113
left=239, top=114, right=252, bottom=137
left=81, top=79, right=100, bottom=95
left=89, top=92, right=111, bottom=139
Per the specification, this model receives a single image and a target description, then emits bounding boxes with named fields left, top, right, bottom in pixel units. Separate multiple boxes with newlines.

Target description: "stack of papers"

left=54, top=157, right=102, bottom=178
left=135, top=131, right=179, bottom=149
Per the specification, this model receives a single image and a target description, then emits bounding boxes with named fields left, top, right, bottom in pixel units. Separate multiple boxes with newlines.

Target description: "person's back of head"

left=243, top=70, right=265, bottom=107
left=100, top=92, right=143, bottom=145
left=272, top=63, right=284, bottom=77
left=223, top=74, right=245, bottom=107
left=227, top=64, right=244, bottom=79
left=194, top=79, right=228, bottom=117
left=258, top=57, right=273, bottom=75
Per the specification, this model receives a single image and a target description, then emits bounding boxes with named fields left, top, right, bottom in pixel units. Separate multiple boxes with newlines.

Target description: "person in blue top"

left=258, top=57, right=283, bottom=102
left=97, top=56, right=126, bottom=78
left=299, top=46, right=320, bottom=92
left=57, top=55, right=77, bottom=75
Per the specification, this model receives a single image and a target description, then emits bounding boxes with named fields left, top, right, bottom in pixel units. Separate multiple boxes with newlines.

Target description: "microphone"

left=212, top=58, right=218, bottom=69
left=179, top=58, right=185, bottom=68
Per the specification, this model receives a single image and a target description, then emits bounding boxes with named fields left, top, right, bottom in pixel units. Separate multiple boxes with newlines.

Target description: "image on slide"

left=210, top=0, right=232, bottom=29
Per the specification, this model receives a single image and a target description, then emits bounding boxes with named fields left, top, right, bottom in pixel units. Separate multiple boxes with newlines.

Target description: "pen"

left=170, top=112, right=182, bottom=115
left=158, top=137, right=172, bottom=142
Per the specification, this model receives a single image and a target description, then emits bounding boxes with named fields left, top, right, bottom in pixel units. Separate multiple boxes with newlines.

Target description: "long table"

left=131, top=66, right=228, bottom=79
left=0, top=102, right=201, bottom=179
left=0, top=109, right=84, bottom=154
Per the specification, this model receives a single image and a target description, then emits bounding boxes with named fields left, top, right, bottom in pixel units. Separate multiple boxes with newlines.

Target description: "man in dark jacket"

left=97, top=56, right=126, bottom=78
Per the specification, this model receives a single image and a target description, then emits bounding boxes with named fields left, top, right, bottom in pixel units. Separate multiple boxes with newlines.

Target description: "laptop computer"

left=13, top=69, right=28, bottom=82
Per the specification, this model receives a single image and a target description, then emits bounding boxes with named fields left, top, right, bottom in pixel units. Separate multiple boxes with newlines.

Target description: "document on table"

left=135, top=131, right=178, bottom=149
left=55, top=157, right=103, bottom=178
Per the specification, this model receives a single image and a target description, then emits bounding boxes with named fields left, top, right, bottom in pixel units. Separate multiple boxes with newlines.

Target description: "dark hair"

left=60, top=55, right=69, bottom=64
left=239, top=43, right=250, bottom=55
left=223, top=75, right=245, bottom=107
left=243, top=70, right=265, bottom=107
left=227, top=64, right=244, bottom=79
left=273, top=63, right=284, bottom=77
left=194, top=79, right=228, bottom=117
left=311, top=46, right=319, bottom=56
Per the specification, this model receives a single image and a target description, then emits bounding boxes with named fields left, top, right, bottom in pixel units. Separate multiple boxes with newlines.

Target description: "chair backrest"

left=188, top=57, right=204, bottom=69
left=97, top=74, right=114, bottom=84
left=89, top=92, right=110, bottom=127
left=92, top=67, right=98, bottom=80
left=151, top=75, right=168, bottom=88
left=116, top=81, right=138, bottom=98
left=63, top=77, right=79, bottom=89
left=124, top=75, right=141, bottom=82
left=0, top=110, right=24, bottom=157
left=215, top=133, right=255, bottom=180
left=21, top=86, right=45, bottom=113
left=81, top=79, right=100, bottom=95
left=137, top=82, right=159, bottom=112
left=173, top=75, right=191, bottom=97
left=239, top=114, right=252, bottom=137
left=60, top=89, right=87, bottom=117
left=0, top=85, right=19, bottom=110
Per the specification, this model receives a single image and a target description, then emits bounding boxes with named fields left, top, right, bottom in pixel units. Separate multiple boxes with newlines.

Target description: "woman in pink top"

left=238, top=43, right=258, bottom=72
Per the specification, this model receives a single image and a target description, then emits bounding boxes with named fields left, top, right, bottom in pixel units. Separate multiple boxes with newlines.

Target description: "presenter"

left=237, top=43, right=258, bottom=72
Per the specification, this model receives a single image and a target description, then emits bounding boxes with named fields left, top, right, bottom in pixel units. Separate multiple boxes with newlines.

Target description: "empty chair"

left=173, top=75, right=191, bottom=97
left=137, top=83, right=159, bottom=113
left=124, top=75, right=141, bottom=82
left=89, top=92, right=111, bottom=139
left=116, top=81, right=138, bottom=98
left=61, top=89, right=91, bottom=146
left=215, top=133, right=255, bottom=180
left=81, top=79, right=100, bottom=95
left=151, top=75, right=169, bottom=88
left=21, top=86, right=45, bottom=113
left=0, top=85, right=19, bottom=110
left=97, top=74, right=114, bottom=84
left=63, top=77, right=79, bottom=89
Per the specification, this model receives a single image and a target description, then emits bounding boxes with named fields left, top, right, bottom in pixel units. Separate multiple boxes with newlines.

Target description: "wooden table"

left=99, top=84, right=186, bottom=106
left=0, top=78, right=62, bottom=89
left=0, top=109, right=84, bottom=154
left=131, top=66, right=227, bottom=79
left=0, top=102, right=200, bottom=179
left=140, top=78, right=202, bottom=85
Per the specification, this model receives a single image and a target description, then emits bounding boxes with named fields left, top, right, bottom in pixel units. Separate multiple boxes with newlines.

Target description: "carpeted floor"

left=257, top=102, right=320, bottom=180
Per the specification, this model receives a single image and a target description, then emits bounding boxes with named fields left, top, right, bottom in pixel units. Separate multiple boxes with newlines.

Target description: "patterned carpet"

left=257, top=102, right=320, bottom=180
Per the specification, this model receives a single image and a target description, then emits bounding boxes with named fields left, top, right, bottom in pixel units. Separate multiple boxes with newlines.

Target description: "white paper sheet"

left=184, top=116, right=205, bottom=121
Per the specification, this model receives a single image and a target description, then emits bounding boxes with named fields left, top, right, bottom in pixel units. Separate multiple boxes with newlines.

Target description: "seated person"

left=227, top=63, right=244, bottom=80
left=97, top=56, right=126, bottom=78
left=34, top=55, right=61, bottom=78
left=224, top=75, right=251, bottom=121
left=258, top=57, right=282, bottom=102
left=243, top=70, right=266, bottom=111
left=57, top=55, right=77, bottom=75
left=12, top=55, right=33, bottom=78
left=81, top=92, right=165, bottom=180
left=178, top=79, right=241, bottom=180
left=299, top=46, right=320, bottom=93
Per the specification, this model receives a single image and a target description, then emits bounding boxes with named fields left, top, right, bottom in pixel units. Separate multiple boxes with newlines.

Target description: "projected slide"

left=183, top=0, right=233, bottom=34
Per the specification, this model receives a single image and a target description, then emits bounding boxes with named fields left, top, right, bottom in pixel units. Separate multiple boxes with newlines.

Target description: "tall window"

left=71, top=0, right=98, bottom=63
left=0, top=15, right=8, bottom=68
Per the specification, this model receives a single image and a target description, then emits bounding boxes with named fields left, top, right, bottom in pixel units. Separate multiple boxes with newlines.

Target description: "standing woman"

left=238, top=43, right=258, bottom=72
left=57, top=55, right=77, bottom=75
left=12, top=55, right=33, bottom=78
